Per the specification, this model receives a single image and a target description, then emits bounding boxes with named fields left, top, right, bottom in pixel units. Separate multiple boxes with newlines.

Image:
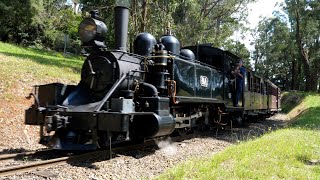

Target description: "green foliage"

left=168, top=0, right=255, bottom=47
left=0, top=0, right=255, bottom=55
left=40, top=2, right=82, bottom=52
left=0, top=0, right=82, bottom=53
left=224, top=40, right=251, bottom=68
left=281, top=92, right=307, bottom=113
left=0, top=0, right=42, bottom=44
left=253, top=0, right=320, bottom=92
left=0, top=0, right=257, bottom=57
left=80, top=0, right=254, bottom=51
left=54, top=9, right=82, bottom=39
left=252, top=16, right=295, bottom=90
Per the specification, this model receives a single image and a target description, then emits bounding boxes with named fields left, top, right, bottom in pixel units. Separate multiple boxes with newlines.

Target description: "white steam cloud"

left=155, top=137, right=177, bottom=156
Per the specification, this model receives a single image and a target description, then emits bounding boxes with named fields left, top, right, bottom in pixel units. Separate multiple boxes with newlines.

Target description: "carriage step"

left=248, top=112, right=258, bottom=116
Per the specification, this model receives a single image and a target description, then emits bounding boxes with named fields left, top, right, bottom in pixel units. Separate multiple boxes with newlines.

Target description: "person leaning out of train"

left=234, top=59, right=246, bottom=107
left=231, top=63, right=240, bottom=79
left=230, top=63, right=240, bottom=90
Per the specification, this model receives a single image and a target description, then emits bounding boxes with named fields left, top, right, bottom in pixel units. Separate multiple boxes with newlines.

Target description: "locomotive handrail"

left=26, top=92, right=40, bottom=108
left=107, top=49, right=146, bottom=60
left=146, top=55, right=176, bottom=59
left=94, top=73, right=129, bottom=111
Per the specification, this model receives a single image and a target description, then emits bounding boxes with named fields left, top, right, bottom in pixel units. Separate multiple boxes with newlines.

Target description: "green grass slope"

left=0, top=42, right=82, bottom=150
left=0, top=42, right=82, bottom=87
left=157, top=93, right=320, bottom=179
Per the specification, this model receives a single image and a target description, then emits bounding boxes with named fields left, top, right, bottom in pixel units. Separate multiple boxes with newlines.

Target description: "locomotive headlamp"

left=79, top=17, right=107, bottom=47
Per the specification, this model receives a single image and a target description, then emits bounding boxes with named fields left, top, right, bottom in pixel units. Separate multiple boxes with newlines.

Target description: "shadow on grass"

left=0, top=51, right=83, bottom=73
left=281, top=92, right=307, bottom=113
left=297, top=154, right=320, bottom=166
left=290, top=107, right=320, bottom=130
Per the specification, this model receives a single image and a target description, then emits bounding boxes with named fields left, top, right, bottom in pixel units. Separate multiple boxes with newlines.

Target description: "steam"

left=267, top=113, right=289, bottom=121
left=155, top=137, right=177, bottom=156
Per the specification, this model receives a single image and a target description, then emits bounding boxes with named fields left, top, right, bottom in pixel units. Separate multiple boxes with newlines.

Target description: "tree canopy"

left=0, top=0, right=253, bottom=57
left=0, top=0, right=82, bottom=52
left=252, top=0, right=320, bottom=92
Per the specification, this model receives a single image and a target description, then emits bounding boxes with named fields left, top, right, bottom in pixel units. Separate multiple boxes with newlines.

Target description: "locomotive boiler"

left=25, top=4, right=281, bottom=150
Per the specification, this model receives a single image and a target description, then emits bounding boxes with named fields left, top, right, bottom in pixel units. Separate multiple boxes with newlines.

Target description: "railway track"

left=0, top=149, right=53, bottom=161
left=0, top=141, right=156, bottom=177
left=0, top=118, right=284, bottom=178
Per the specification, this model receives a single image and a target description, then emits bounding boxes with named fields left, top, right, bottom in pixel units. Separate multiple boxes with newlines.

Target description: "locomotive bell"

left=133, top=32, right=157, bottom=56
left=154, top=43, right=168, bottom=66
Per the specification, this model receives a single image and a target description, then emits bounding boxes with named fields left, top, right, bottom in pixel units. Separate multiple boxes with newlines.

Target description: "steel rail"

left=0, top=133, right=201, bottom=177
left=0, top=141, right=156, bottom=177
left=0, top=150, right=52, bottom=161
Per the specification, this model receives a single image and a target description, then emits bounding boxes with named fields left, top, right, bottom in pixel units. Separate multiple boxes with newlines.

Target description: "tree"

left=284, top=0, right=320, bottom=91
left=252, top=16, right=296, bottom=90
left=171, top=0, right=255, bottom=47
left=80, top=0, right=254, bottom=52
left=0, top=0, right=43, bottom=44
left=252, top=0, right=320, bottom=92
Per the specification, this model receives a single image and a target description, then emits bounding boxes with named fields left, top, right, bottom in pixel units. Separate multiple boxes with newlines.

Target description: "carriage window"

left=265, top=82, right=268, bottom=95
left=253, top=78, right=256, bottom=92
left=256, top=79, right=261, bottom=93
left=247, top=72, right=251, bottom=91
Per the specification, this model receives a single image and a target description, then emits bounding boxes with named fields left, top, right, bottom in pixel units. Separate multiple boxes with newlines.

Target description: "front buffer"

left=25, top=83, right=175, bottom=150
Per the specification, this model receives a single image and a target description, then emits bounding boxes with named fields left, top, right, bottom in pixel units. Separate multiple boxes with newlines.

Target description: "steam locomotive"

left=25, top=5, right=281, bottom=150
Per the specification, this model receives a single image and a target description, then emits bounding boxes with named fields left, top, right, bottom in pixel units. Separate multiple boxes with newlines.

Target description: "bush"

left=281, top=92, right=306, bottom=113
left=53, top=33, right=81, bottom=54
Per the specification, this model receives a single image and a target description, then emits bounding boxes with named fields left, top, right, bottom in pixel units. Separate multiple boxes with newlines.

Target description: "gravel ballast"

left=3, top=135, right=231, bottom=179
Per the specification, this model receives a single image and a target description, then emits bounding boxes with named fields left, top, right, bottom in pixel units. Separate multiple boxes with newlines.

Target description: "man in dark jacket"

left=234, top=60, right=246, bottom=107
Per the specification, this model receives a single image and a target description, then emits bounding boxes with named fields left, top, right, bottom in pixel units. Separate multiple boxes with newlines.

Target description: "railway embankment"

left=157, top=92, right=320, bottom=179
left=0, top=42, right=82, bottom=151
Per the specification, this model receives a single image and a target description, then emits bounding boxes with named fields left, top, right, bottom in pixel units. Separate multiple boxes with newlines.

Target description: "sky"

left=237, top=0, right=285, bottom=52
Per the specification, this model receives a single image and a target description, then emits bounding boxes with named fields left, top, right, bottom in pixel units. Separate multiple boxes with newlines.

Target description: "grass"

left=290, top=94, right=320, bottom=129
left=157, top=92, right=320, bottom=179
left=0, top=42, right=82, bottom=95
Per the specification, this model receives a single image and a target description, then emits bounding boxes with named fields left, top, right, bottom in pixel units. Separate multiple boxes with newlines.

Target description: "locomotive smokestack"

left=114, top=0, right=130, bottom=52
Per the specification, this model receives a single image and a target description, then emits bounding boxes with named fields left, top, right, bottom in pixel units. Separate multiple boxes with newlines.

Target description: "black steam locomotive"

left=25, top=5, right=280, bottom=150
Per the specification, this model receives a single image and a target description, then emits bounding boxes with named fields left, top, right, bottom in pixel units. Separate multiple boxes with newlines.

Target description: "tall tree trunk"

left=140, top=0, right=149, bottom=32
left=318, top=78, right=320, bottom=93
left=310, top=42, right=320, bottom=92
left=298, top=59, right=303, bottom=90
left=310, top=65, right=319, bottom=91
left=130, top=0, right=138, bottom=52
left=291, top=58, right=297, bottom=90
left=285, top=73, right=289, bottom=91
left=295, top=10, right=311, bottom=91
